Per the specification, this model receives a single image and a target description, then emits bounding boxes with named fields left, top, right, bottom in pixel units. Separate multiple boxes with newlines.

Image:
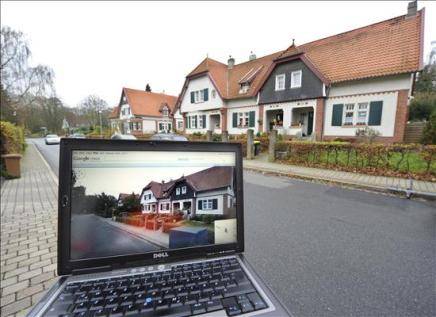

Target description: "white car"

left=45, top=134, right=61, bottom=145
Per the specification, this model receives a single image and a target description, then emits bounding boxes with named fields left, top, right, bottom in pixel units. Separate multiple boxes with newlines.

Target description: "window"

left=190, top=116, right=197, bottom=129
left=211, top=89, right=216, bottom=98
left=159, top=122, right=172, bottom=132
left=344, top=104, right=355, bottom=125
left=238, top=112, right=249, bottom=128
left=194, top=90, right=204, bottom=103
left=357, top=103, right=369, bottom=125
left=198, top=115, right=204, bottom=129
left=176, top=188, right=180, bottom=195
left=160, top=203, right=170, bottom=211
left=239, top=83, right=250, bottom=94
left=201, top=199, right=217, bottom=210
left=162, top=108, right=169, bottom=116
left=181, top=186, right=187, bottom=194
left=275, top=74, right=285, bottom=91
left=177, top=121, right=183, bottom=130
left=291, top=70, right=302, bottom=88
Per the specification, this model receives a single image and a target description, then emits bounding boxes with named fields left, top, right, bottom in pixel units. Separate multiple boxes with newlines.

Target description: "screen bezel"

left=58, top=138, right=244, bottom=276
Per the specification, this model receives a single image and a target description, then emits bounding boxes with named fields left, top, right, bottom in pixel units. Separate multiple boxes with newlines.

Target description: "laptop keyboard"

left=45, top=257, right=268, bottom=317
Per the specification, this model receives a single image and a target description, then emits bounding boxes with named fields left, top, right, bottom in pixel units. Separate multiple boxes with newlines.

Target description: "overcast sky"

left=1, top=1, right=435, bottom=108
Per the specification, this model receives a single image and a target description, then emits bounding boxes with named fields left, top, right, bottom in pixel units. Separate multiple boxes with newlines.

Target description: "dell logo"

left=153, top=252, right=169, bottom=259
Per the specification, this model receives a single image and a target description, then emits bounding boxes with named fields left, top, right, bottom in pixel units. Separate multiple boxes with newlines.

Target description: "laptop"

left=28, top=139, right=291, bottom=317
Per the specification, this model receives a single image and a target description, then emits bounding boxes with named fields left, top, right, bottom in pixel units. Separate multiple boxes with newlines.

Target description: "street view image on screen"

left=70, top=150, right=237, bottom=260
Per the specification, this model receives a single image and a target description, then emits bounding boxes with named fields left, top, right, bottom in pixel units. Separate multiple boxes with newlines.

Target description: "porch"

left=288, top=106, right=314, bottom=137
left=209, top=113, right=221, bottom=134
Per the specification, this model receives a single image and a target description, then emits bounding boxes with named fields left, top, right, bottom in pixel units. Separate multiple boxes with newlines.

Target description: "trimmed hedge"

left=0, top=121, right=25, bottom=155
left=275, top=141, right=436, bottom=181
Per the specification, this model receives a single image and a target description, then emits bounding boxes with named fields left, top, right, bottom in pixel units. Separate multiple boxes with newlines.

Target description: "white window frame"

left=176, top=188, right=180, bottom=195
left=199, top=115, right=204, bottom=129
left=181, top=186, right=187, bottom=194
left=275, top=74, right=286, bottom=91
left=211, top=89, right=216, bottom=98
left=238, top=112, right=249, bottom=128
left=239, top=83, right=250, bottom=94
left=202, top=199, right=214, bottom=210
left=194, top=90, right=205, bottom=103
left=356, top=102, right=369, bottom=125
left=177, top=121, right=183, bottom=130
left=190, top=116, right=197, bottom=129
left=343, top=103, right=355, bottom=126
left=162, top=108, right=169, bottom=117
left=290, top=70, right=302, bottom=88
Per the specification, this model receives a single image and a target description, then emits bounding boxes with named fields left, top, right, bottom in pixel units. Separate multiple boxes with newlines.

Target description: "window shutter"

left=202, top=115, right=206, bottom=128
left=249, top=111, right=255, bottom=128
left=232, top=113, right=238, bottom=128
left=198, top=200, right=202, bottom=210
left=368, top=101, right=383, bottom=126
left=203, top=89, right=209, bottom=101
left=212, top=199, right=218, bottom=209
left=331, top=104, right=343, bottom=126
left=190, top=92, right=195, bottom=103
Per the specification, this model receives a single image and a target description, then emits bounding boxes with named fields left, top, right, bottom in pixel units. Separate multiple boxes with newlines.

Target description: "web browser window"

left=70, top=150, right=237, bottom=260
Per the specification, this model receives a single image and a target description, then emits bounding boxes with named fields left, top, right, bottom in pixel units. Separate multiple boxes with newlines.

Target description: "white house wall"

left=142, top=120, right=156, bottom=133
left=180, top=76, right=224, bottom=113
left=324, top=91, right=398, bottom=137
left=227, top=105, right=260, bottom=135
left=196, top=195, right=225, bottom=215
left=329, top=74, right=411, bottom=97
left=119, top=104, right=133, bottom=120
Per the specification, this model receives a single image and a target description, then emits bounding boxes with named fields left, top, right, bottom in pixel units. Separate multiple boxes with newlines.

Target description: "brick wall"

left=220, top=108, right=227, bottom=132
left=392, top=89, right=409, bottom=143
left=315, top=98, right=325, bottom=141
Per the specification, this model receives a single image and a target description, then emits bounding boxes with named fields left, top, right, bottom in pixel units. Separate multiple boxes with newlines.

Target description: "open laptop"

left=28, top=139, right=291, bottom=317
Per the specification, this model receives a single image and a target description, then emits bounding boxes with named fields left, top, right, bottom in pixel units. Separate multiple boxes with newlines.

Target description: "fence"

left=274, top=141, right=436, bottom=181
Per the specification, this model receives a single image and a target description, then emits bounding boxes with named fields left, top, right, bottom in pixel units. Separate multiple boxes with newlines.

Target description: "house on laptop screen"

left=139, top=166, right=236, bottom=219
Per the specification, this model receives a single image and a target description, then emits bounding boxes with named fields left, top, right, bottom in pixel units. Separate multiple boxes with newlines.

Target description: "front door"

left=307, top=111, right=314, bottom=136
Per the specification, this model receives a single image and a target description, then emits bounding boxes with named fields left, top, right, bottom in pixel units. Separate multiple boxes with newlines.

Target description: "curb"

left=243, top=166, right=436, bottom=201
left=31, top=142, right=59, bottom=185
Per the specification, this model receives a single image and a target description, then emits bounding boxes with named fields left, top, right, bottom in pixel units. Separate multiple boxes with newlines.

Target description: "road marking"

left=31, top=142, right=58, bottom=185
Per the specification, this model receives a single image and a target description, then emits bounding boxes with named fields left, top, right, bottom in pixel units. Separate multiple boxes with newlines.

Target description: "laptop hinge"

left=72, top=265, right=112, bottom=275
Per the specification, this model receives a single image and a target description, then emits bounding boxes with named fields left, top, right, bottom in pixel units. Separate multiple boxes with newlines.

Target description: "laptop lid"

left=57, top=139, right=244, bottom=275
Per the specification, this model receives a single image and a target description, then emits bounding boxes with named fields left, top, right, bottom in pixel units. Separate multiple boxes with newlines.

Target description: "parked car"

left=110, top=133, right=137, bottom=140
left=149, top=133, right=188, bottom=141
left=45, top=134, right=61, bottom=145
left=70, top=133, right=86, bottom=139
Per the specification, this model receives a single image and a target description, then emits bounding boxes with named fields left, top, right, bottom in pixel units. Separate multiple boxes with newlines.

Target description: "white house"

left=109, top=87, right=178, bottom=135
left=176, top=3, right=424, bottom=143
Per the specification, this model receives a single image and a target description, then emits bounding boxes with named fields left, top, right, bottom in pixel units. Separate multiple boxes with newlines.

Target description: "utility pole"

left=98, top=109, right=103, bottom=138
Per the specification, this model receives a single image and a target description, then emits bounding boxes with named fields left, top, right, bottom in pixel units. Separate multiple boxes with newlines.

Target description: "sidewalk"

left=243, top=154, right=436, bottom=197
left=1, top=144, right=58, bottom=317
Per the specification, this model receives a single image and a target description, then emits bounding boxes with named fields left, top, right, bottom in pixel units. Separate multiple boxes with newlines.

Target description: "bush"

left=409, top=92, right=436, bottom=122
left=421, top=111, right=436, bottom=144
left=274, top=141, right=436, bottom=180
left=0, top=121, right=25, bottom=155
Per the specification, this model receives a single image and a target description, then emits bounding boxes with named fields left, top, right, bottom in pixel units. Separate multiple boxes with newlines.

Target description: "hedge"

left=0, top=121, right=25, bottom=155
left=275, top=141, right=436, bottom=181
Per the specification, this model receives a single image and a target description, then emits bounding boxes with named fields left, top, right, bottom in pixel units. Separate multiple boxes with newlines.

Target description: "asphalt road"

left=71, top=214, right=159, bottom=260
left=29, top=138, right=436, bottom=317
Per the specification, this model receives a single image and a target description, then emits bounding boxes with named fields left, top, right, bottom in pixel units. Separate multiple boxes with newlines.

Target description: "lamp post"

left=98, top=109, right=103, bottom=138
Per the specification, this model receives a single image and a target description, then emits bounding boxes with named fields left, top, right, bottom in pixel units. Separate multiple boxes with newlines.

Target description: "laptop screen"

left=70, top=150, right=237, bottom=261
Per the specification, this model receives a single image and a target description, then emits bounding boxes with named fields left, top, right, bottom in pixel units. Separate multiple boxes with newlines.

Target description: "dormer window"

left=239, top=83, right=250, bottom=94
left=275, top=74, right=285, bottom=91
left=162, top=108, right=169, bottom=117
left=290, top=70, right=302, bottom=88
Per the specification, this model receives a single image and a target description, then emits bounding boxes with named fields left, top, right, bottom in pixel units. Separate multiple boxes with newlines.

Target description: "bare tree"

left=77, top=95, right=108, bottom=127
left=1, top=26, right=55, bottom=111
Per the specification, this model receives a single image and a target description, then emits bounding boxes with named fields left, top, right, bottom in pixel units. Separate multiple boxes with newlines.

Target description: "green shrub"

left=0, top=121, right=25, bottom=155
left=274, top=140, right=436, bottom=180
left=421, top=111, right=436, bottom=145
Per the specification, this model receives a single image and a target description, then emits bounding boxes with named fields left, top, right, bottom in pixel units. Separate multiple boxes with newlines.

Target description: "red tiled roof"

left=183, top=10, right=424, bottom=100
left=111, top=88, right=178, bottom=119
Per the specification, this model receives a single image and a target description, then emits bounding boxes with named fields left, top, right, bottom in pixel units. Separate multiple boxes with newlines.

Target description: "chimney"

left=227, top=55, right=235, bottom=69
left=406, top=0, right=417, bottom=18
left=249, top=51, right=256, bottom=61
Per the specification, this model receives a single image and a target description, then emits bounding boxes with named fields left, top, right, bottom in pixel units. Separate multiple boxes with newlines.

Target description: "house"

left=109, top=87, right=178, bottom=135
left=176, top=3, right=424, bottom=143
left=139, top=166, right=235, bottom=218
left=117, top=193, right=139, bottom=208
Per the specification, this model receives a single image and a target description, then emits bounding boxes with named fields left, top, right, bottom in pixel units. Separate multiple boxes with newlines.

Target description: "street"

left=31, top=138, right=436, bottom=317
left=71, top=214, right=159, bottom=260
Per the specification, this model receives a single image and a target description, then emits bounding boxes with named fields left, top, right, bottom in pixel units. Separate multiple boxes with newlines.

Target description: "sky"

left=72, top=150, right=235, bottom=196
left=1, top=1, right=435, bottom=108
